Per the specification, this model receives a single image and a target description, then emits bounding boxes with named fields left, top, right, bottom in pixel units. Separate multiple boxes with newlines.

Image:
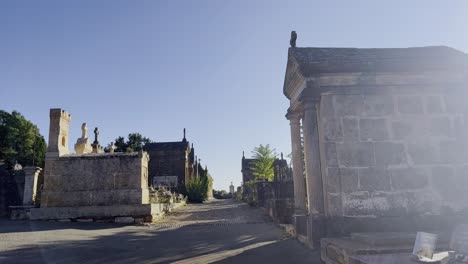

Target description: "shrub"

left=186, top=176, right=208, bottom=203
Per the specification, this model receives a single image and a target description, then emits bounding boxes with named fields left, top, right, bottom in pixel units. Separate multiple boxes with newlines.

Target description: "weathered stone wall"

left=320, top=91, right=468, bottom=218
left=255, top=181, right=294, bottom=223
left=41, top=152, right=149, bottom=207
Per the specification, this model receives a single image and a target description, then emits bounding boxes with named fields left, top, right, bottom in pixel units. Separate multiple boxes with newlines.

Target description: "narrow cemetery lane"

left=0, top=199, right=320, bottom=264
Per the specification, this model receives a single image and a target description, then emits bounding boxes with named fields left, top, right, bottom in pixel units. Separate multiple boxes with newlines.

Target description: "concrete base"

left=320, top=232, right=450, bottom=264
left=293, top=214, right=307, bottom=236
left=30, top=204, right=165, bottom=222
left=307, top=214, right=325, bottom=249
left=9, top=205, right=37, bottom=220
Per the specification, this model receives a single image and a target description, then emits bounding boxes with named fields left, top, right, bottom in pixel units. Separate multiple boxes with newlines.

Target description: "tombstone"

left=22, top=166, right=42, bottom=205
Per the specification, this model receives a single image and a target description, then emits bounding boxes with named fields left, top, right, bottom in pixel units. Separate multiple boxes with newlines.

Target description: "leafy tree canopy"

left=110, top=133, right=152, bottom=152
left=0, top=110, right=47, bottom=168
left=251, top=144, right=277, bottom=181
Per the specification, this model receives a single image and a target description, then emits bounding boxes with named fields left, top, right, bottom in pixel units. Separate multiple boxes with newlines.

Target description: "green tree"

left=251, top=144, right=277, bottom=181
left=186, top=164, right=212, bottom=203
left=109, top=133, right=152, bottom=152
left=0, top=110, right=47, bottom=168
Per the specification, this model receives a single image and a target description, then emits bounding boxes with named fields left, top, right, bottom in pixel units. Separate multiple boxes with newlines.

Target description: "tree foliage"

left=110, top=133, right=152, bottom=152
left=0, top=110, right=47, bottom=168
left=251, top=144, right=277, bottom=181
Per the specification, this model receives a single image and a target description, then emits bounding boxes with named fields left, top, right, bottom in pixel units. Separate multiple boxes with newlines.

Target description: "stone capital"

left=285, top=110, right=302, bottom=123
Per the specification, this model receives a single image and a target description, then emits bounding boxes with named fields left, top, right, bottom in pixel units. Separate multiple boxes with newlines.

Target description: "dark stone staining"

left=363, top=95, right=395, bottom=116
left=408, top=143, right=437, bottom=165
left=323, top=118, right=343, bottom=142
left=375, top=142, right=406, bottom=167
left=327, top=193, right=342, bottom=216
left=325, top=143, right=338, bottom=167
left=334, top=95, right=365, bottom=117
left=336, top=142, right=375, bottom=167
left=359, top=168, right=391, bottom=191
left=342, top=118, right=359, bottom=141
left=327, top=168, right=341, bottom=193
left=389, top=168, right=429, bottom=190
left=425, top=96, right=444, bottom=114
left=398, top=96, right=424, bottom=115
left=359, top=118, right=389, bottom=141
left=339, top=168, right=359, bottom=193
left=320, top=95, right=335, bottom=118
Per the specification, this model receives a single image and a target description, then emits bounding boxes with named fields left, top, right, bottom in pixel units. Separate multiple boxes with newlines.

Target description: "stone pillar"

left=301, top=98, right=325, bottom=248
left=286, top=110, right=307, bottom=214
left=22, top=166, right=42, bottom=205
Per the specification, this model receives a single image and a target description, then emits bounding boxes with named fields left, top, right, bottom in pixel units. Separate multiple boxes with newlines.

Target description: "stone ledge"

left=30, top=204, right=165, bottom=221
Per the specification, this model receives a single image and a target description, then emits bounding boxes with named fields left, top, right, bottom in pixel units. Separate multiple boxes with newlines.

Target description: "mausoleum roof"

left=289, top=46, right=468, bottom=75
left=145, top=142, right=189, bottom=151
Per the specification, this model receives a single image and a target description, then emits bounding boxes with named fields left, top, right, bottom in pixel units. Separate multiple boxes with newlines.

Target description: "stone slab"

left=349, top=253, right=415, bottom=264
left=30, top=204, right=164, bottom=220
left=351, top=232, right=418, bottom=246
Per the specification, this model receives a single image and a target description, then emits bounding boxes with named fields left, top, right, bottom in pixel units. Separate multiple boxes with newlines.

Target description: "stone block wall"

left=255, top=181, right=294, bottom=223
left=41, top=152, right=149, bottom=207
left=320, top=92, right=468, bottom=218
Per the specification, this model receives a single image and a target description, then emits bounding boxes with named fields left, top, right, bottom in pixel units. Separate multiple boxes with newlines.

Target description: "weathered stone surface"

left=30, top=204, right=163, bottom=220
left=359, top=119, right=389, bottom=141
left=363, top=95, right=395, bottom=116
left=115, top=216, right=134, bottom=224
left=321, top=95, right=335, bottom=117
left=327, top=193, right=342, bottom=216
left=407, top=143, right=437, bottom=165
left=334, top=95, right=364, bottom=117
left=327, top=168, right=341, bottom=193
left=397, top=96, right=423, bottom=114
left=359, top=168, right=391, bottom=191
left=343, top=192, right=373, bottom=216
left=325, top=143, right=338, bottom=167
left=389, top=168, right=428, bottom=190
left=439, top=140, right=466, bottom=164
left=429, top=116, right=452, bottom=137
left=41, top=152, right=150, bottom=207
left=337, top=142, right=375, bottom=167
left=425, top=96, right=444, bottom=114
left=339, top=168, right=359, bottom=193
left=342, top=118, right=359, bottom=141
left=76, top=218, right=93, bottom=222
left=374, top=142, right=406, bottom=167
left=323, top=118, right=343, bottom=142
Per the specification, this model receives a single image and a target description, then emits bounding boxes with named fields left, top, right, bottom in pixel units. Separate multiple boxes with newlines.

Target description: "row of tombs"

left=5, top=108, right=207, bottom=223
left=241, top=36, right=468, bottom=264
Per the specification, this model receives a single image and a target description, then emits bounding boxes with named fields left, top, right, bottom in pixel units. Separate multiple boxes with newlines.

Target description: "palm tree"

left=251, top=144, right=277, bottom=181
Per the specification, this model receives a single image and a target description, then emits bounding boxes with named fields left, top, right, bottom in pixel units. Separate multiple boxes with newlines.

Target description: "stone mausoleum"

left=283, top=34, right=468, bottom=261
left=145, top=130, right=196, bottom=193
left=30, top=109, right=160, bottom=222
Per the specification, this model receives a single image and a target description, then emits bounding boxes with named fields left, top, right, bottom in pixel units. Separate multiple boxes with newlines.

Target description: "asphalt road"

left=0, top=199, right=320, bottom=264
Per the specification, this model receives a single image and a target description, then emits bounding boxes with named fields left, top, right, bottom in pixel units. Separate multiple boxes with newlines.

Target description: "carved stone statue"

left=75, top=122, right=92, bottom=154
left=108, top=142, right=117, bottom=153
left=81, top=123, right=88, bottom=138
left=290, top=31, right=297, bottom=48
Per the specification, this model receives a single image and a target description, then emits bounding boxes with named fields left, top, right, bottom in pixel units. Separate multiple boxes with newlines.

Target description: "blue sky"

left=1, top=0, right=467, bottom=191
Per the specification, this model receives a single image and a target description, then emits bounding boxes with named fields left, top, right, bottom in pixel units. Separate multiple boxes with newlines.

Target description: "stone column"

left=286, top=110, right=307, bottom=214
left=301, top=98, right=325, bottom=248
left=22, top=166, right=42, bottom=205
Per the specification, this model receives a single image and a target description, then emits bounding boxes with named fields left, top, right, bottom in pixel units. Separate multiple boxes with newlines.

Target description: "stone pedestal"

left=74, top=138, right=92, bottom=154
left=293, top=214, right=308, bottom=237
left=22, top=166, right=42, bottom=205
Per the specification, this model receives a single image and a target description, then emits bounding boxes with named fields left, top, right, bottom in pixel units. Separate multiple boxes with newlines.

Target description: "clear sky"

left=1, top=0, right=467, bottom=191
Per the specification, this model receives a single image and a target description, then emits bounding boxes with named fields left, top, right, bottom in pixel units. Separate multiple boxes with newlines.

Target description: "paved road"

left=0, top=199, right=320, bottom=263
